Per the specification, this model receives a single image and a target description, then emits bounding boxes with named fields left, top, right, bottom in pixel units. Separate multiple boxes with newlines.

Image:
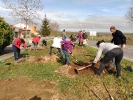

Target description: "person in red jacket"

left=32, top=35, right=40, bottom=51
left=12, top=37, right=26, bottom=62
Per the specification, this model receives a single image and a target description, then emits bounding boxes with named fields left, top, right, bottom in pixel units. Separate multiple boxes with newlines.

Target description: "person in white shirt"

left=92, top=40, right=123, bottom=78
left=49, top=37, right=63, bottom=58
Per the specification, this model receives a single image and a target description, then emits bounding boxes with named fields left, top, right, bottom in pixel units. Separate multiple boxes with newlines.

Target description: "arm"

left=118, top=31, right=126, bottom=48
left=111, top=34, right=114, bottom=43
left=93, top=47, right=103, bottom=63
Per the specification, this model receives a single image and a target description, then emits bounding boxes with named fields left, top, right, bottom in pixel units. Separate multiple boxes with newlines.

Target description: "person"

left=61, top=37, right=76, bottom=65
left=110, top=26, right=126, bottom=66
left=92, top=40, right=123, bottom=78
left=78, top=30, right=83, bottom=46
left=82, top=30, right=88, bottom=46
left=42, top=39, right=47, bottom=46
left=110, top=26, right=126, bottom=49
left=49, top=36, right=63, bottom=58
left=32, top=35, right=41, bottom=51
left=12, top=37, right=26, bottom=62
left=62, top=29, right=67, bottom=40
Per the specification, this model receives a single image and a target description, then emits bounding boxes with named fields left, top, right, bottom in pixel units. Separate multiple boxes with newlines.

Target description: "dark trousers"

left=12, top=45, right=20, bottom=61
left=50, top=46, right=62, bottom=57
left=97, top=48, right=123, bottom=76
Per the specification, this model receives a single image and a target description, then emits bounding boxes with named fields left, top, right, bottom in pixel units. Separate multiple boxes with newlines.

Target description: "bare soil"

left=17, top=54, right=60, bottom=64
left=55, top=61, right=116, bottom=78
left=0, top=77, right=59, bottom=100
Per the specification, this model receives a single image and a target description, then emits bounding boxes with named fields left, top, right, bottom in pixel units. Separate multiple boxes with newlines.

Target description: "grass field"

left=0, top=42, right=133, bottom=100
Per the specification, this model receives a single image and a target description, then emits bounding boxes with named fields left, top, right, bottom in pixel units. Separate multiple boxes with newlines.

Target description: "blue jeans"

left=50, top=46, right=63, bottom=57
left=62, top=50, right=70, bottom=63
left=12, top=45, right=21, bottom=61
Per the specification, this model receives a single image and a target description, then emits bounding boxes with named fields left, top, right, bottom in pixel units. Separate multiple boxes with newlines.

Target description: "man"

left=62, top=29, right=67, bottom=40
left=110, top=26, right=126, bottom=49
left=49, top=36, right=63, bottom=58
left=92, top=40, right=123, bottom=78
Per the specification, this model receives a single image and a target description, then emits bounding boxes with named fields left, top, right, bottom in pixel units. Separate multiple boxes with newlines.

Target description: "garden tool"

left=103, top=82, right=114, bottom=100
left=84, top=83, right=102, bottom=100
left=74, top=64, right=92, bottom=74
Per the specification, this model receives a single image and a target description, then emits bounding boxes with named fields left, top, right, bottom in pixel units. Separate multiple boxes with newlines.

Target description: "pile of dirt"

left=55, top=61, right=116, bottom=78
left=0, top=77, right=59, bottom=100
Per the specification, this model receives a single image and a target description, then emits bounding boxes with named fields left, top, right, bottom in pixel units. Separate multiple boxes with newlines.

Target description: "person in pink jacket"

left=12, top=37, right=26, bottom=62
left=32, top=35, right=40, bottom=51
left=78, top=30, right=83, bottom=46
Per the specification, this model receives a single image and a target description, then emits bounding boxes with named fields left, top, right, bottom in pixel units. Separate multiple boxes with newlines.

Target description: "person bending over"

left=92, top=40, right=123, bottom=78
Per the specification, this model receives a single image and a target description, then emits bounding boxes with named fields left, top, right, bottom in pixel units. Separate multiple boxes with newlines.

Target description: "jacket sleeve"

left=111, top=34, right=114, bottom=43
left=93, top=46, right=103, bottom=63
left=118, top=31, right=126, bottom=44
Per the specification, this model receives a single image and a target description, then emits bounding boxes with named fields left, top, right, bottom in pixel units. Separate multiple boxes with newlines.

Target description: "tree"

left=126, top=0, right=133, bottom=26
left=50, top=21, right=60, bottom=36
left=2, top=0, right=43, bottom=37
left=0, top=17, right=13, bottom=53
left=39, top=15, right=51, bottom=36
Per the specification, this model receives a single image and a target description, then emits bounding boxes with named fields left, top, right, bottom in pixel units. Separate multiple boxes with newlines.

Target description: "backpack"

left=83, top=33, right=88, bottom=39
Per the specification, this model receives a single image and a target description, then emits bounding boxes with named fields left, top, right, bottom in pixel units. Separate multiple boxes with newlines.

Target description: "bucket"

left=127, top=66, right=133, bottom=72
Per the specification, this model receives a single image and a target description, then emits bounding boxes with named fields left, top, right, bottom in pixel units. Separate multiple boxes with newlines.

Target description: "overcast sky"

left=0, top=0, right=133, bottom=33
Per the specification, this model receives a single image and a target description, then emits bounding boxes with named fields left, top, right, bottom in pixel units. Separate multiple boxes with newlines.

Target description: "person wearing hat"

left=92, top=40, right=123, bottom=78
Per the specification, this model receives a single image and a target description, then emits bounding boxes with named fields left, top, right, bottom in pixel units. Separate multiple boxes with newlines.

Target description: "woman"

left=61, top=38, right=76, bottom=66
left=78, top=30, right=83, bottom=46
left=92, top=40, right=123, bottom=78
left=12, top=37, right=26, bottom=62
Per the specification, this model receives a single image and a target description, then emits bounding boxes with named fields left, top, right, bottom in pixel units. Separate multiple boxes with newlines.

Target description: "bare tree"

left=2, top=0, right=43, bottom=37
left=126, top=0, right=133, bottom=26
left=50, top=21, right=60, bottom=36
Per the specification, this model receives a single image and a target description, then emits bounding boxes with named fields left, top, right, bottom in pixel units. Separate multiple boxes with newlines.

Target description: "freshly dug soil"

left=0, top=77, right=59, bottom=100
left=55, top=61, right=116, bottom=78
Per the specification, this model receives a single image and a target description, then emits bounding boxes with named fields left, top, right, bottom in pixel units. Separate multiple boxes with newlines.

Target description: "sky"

left=0, top=0, right=133, bottom=33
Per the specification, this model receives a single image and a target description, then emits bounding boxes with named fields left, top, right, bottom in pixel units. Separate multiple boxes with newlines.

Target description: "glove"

left=92, top=63, right=95, bottom=67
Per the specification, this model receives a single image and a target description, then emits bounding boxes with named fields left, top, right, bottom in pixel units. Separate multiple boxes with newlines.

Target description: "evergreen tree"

left=39, top=15, right=51, bottom=36
left=0, top=17, right=13, bottom=53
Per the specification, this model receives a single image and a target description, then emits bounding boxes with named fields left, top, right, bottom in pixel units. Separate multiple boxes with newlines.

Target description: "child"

left=61, top=37, right=76, bottom=65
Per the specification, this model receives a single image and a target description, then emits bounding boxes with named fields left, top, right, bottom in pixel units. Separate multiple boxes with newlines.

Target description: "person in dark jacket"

left=110, top=26, right=126, bottom=49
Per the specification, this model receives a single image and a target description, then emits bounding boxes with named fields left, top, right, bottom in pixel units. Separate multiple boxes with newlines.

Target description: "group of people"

left=12, top=26, right=126, bottom=78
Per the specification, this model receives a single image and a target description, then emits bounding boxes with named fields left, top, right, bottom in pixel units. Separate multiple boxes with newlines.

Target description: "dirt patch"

left=55, top=61, right=116, bottom=78
left=0, top=77, right=59, bottom=100
left=17, top=54, right=60, bottom=64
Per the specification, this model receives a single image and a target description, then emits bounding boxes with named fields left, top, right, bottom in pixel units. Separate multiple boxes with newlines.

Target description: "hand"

left=122, top=44, right=126, bottom=49
left=92, top=63, right=95, bottom=67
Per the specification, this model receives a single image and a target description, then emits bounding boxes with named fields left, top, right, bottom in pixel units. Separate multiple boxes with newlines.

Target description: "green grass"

left=0, top=44, right=133, bottom=100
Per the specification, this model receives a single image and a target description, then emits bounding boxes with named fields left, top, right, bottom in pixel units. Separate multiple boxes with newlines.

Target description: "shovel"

left=74, top=64, right=92, bottom=74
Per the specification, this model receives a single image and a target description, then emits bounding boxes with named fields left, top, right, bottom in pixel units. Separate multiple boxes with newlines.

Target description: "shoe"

left=67, top=62, right=71, bottom=66
left=116, top=75, right=121, bottom=78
